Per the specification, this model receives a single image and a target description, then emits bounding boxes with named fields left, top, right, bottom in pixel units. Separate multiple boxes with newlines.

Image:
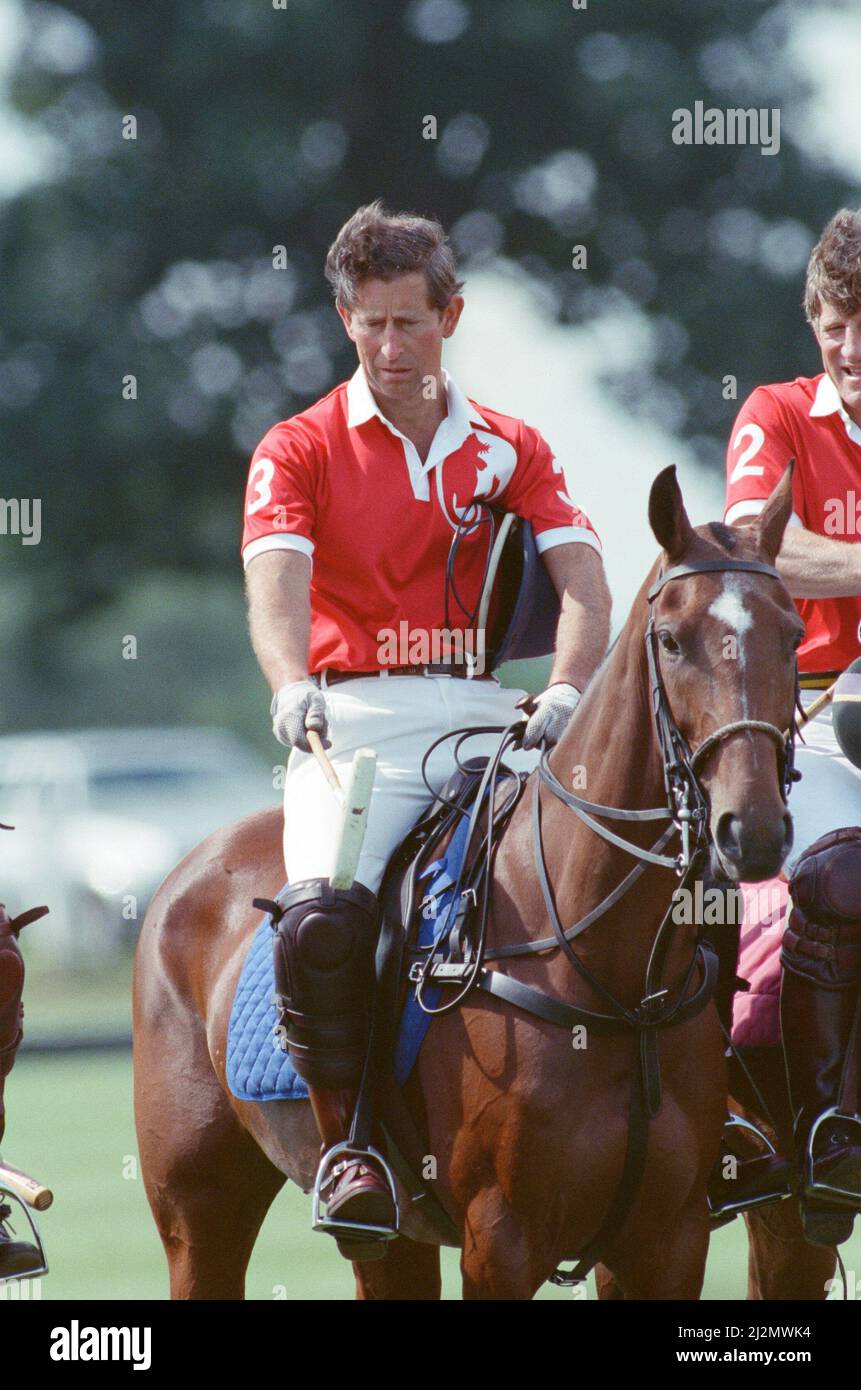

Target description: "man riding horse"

left=723, top=207, right=861, bottom=1247
left=241, top=201, right=611, bottom=1255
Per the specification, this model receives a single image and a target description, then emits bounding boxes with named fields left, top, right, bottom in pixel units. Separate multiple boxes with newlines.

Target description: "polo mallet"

left=0, top=1157, right=53, bottom=1211
left=0, top=1156, right=51, bottom=1283
left=307, top=730, right=376, bottom=890
left=785, top=678, right=837, bottom=739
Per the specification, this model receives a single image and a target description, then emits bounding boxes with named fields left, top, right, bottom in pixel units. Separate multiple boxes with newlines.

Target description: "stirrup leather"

left=311, top=1141, right=400, bottom=1242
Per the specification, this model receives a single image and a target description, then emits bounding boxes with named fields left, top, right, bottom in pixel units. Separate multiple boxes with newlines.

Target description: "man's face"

left=337, top=272, right=463, bottom=408
left=815, top=301, right=861, bottom=424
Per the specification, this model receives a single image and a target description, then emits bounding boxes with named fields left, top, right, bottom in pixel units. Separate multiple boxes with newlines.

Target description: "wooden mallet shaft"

left=0, top=1158, right=53, bottom=1211
left=306, top=730, right=376, bottom=891
left=307, top=730, right=344, bottom=805
left=787, top=679, right=837, bottom=738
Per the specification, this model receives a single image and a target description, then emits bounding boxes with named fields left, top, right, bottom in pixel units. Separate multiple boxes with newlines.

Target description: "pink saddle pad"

left=730, top=878, right=787, bottom=1049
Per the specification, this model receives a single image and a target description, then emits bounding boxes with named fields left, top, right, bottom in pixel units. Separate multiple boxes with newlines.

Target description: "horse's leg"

left=595, top=1263, right=625, bottom=1299
left=729, top=1051, right=836, bottom=1299
left=135, top=1005, right=285, bottom=1300
left=607, top=1207, right=711, bottom=1300
left=459, top=1188, right=544, bottom=1300
left=353, top=1236, right=442, bottom=1300
left=744, top=1199, right=837, bottom=1301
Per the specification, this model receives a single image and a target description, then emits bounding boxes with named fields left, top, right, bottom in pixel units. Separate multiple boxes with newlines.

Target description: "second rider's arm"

left=775, top=526, right=861, bottom=599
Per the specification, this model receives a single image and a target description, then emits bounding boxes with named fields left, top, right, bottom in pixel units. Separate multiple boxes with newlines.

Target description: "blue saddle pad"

left=226, top=814, right=471, bottom=1103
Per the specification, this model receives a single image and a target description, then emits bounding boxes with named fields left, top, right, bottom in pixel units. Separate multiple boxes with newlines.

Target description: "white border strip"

left=242, top=533, right=315, bottom=569
left=724, top=498, right=803, bottom=528
left=535, top=526, right=602, bottom=556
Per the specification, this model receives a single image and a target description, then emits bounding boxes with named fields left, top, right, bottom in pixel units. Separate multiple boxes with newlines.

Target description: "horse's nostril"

left=782, top=812, right=793, bottom=853
left=715, top=812, right=744, bottom=863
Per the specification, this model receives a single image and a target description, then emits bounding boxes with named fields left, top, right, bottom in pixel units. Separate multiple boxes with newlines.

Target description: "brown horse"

left=134, top=466, right=802, bottom=1299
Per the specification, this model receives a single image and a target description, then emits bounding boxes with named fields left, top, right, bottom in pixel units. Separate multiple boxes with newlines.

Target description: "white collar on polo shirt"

left=809, top=372, right=861, bottom=446
left=345, top=364, right=489, bottom=471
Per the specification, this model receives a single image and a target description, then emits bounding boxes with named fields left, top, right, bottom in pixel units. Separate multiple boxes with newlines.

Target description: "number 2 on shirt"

left=729, top=423, right=765, bottom=484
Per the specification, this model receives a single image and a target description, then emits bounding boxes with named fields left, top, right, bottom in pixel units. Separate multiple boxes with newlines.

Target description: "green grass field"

left=6, top=1051, right=860, bottom=1301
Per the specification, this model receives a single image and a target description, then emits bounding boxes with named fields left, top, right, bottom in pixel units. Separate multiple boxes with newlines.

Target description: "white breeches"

left=282, top=673, right=539, bottom=894
left=785, top=690, right=861, bottom=871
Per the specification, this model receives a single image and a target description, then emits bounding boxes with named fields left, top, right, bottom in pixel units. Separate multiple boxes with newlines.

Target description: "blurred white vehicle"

left=0, top=727, right=279, bottom=966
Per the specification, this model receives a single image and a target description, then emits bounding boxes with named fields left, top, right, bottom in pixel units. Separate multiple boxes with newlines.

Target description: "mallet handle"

left=0, top=1159, right=53, bottom=1211
left=307, top=730, right=344, bottom=806
left=789, top=680, right=837, bottom=737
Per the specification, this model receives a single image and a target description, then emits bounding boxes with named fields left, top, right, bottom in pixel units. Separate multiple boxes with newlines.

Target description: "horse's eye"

left=658, top=631, right=680, bottom=656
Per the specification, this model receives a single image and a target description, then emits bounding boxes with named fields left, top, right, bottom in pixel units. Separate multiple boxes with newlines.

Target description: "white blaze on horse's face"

left=708, top=576, right=754, bottom=716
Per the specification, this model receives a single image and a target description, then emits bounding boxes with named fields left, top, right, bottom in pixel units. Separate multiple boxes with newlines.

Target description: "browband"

left=647, top=558, right=781, bottom=602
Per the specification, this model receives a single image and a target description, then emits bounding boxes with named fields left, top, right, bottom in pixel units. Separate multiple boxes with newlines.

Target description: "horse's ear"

left=753, top=460, right=794, bottom=563
left=648, top=466, right=695, bottom=562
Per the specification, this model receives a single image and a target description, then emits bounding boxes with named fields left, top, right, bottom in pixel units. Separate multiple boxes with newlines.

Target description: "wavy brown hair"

left=324, top=200, right=464, bottom=312
left=804, top=208, right=861, bottom=324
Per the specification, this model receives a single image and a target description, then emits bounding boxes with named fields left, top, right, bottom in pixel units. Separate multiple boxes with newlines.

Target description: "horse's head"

left=648, top=465, right=802, bottom=882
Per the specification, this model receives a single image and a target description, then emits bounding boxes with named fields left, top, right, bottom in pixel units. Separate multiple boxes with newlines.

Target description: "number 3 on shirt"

left=246, top=457, right=275, bottom=515
left=729, top=423, right=765, bottom=484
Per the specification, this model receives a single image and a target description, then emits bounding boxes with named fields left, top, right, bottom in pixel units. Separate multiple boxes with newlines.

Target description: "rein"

left=412, top=555, right=801, bottom=1286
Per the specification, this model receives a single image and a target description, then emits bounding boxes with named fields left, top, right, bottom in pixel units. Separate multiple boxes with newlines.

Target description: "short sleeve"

left=724, top=388, right=805, bottom=528
left=501, top=424, right=601, bottom=556
left=241, top=422, right=318, bottom=569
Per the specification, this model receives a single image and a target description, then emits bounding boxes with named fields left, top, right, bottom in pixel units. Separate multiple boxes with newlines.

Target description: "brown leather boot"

left=308, top=1085, right=396, bottom=1258
left=781, top=969, right=861, bottom=1244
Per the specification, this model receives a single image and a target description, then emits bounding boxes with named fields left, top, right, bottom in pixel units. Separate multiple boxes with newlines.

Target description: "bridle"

left=645, top=558, right=801, bottom=860
left=538, top=558, right=800, bottom=880
left=529, top=558, right=799, bottom=948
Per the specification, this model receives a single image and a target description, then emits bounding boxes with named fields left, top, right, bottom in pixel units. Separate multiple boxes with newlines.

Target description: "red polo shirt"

left=241, top=367, right=601, bottom=673
left=724, top=373, right=861, bottom=676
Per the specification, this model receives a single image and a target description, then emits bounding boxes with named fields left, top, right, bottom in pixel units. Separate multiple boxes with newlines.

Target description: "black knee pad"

left=271, top=878, right=378, bottom=1088
left=782, top=828, right=861, bottom=989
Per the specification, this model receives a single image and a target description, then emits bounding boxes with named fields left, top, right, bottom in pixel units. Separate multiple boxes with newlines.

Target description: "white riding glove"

left=520, top=682, right=582, bottom=750
left=271, top=680, right=331, bottom=753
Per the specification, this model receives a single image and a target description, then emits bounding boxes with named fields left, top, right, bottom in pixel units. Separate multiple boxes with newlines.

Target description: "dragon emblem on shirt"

left=438, top=429, right=518, bottom=532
